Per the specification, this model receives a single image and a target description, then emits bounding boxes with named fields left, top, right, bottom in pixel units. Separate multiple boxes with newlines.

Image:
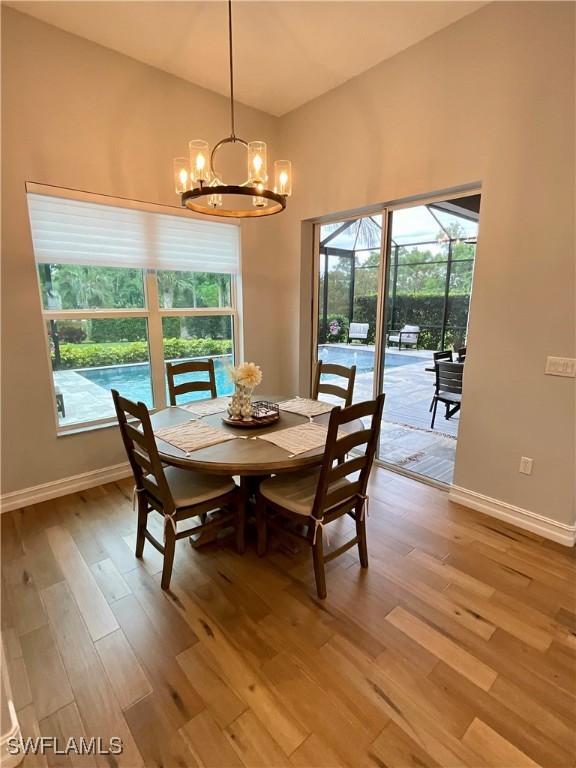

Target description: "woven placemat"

left=154, top=419, right=236, bottom=454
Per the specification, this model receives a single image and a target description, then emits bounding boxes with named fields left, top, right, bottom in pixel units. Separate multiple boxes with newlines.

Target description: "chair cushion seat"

left=437, top=391, right=462, bottom=404
left=163, top=466, right=235, bottom=509
left=260, top=469, right=350, bottom=517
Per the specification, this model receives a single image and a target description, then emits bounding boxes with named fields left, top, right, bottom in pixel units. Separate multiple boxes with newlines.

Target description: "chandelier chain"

left=228, top=0, right=236, bottom=140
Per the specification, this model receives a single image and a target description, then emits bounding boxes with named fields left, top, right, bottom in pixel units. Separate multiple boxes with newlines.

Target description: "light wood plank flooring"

left=2, top=469, right=575, bottom=768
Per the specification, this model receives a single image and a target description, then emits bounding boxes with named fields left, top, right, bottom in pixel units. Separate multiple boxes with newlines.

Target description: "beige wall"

left=2, top=3, right=574, bottom=531
left=277, top=1, right=575, bottom=526
left=1, top=7, right=281, bottom=494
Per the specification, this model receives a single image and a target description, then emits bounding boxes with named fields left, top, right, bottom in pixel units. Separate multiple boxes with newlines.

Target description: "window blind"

left=27, top=193, right=240, bottom=274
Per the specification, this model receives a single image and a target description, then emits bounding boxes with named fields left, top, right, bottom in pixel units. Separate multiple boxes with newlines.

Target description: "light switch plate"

left=545, top=356, right=576, bottom=377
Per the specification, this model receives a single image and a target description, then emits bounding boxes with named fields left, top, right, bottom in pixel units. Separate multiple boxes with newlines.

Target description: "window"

left=28, top=188, right=240, bottom=430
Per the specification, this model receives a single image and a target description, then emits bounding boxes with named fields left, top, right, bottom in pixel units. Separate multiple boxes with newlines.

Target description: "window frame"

left=30, top=188, right=241, bottom=434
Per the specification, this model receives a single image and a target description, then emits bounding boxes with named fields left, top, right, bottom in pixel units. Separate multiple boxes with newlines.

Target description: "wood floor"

left=2, top=468, right=575, bottom=768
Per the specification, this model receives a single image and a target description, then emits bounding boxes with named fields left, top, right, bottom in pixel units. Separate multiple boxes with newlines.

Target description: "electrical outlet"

left=519, top=457, right=533, bottom=475
left=545, top=356, right=576, bottom=377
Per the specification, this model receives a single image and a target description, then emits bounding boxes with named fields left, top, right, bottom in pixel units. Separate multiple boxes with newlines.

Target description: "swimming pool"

left=79, top=355, right=234, bottom=407
left=318, top=345, right=426, bottom=371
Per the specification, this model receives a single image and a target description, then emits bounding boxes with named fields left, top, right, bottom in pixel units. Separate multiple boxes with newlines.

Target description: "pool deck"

left=321, top=344, right=458, bottom=484
left=55, top=344, right=458, bottom=484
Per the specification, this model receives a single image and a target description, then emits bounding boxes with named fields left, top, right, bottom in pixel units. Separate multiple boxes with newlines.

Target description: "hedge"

left=353, top=294, right=469, bottom=349
left=53, top=338, right=232, bottom=370
left=90, top=316, right=230, bottom=343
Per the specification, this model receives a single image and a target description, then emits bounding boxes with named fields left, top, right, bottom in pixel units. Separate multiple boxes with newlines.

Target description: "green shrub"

left=354, top=294, right=470, bottom=350
left=90, top=318, right=147, bottom=343
left=53, top=321, right=87, bottom=344
left=53, top=338, right=232, bottom=370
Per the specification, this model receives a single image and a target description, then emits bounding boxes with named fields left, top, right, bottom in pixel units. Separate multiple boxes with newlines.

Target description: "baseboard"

left=0, top=463, right=132, bottom=513
left=449, top=485, right=576, bottom=547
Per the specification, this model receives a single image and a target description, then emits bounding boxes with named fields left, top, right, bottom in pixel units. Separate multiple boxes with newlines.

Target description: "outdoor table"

left=150, top=393, right=364, bottom=510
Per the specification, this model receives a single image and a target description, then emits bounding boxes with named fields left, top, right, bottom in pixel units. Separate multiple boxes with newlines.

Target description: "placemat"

left=277, top=397, right=334, bottom=418
left=154, top=419, right=236, bottom=455
left=180, top=396, right=231, bottom=417
left=257, top=422, right=333, bottom=456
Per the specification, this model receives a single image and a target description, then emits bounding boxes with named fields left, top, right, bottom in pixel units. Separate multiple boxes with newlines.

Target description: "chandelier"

left=173, top=0, right=292, bottom=218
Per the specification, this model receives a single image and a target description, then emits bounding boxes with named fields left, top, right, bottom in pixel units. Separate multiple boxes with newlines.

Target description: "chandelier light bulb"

left=248, top=141, right=267, bottom=183
left=274, top=160, right=292, bottom=196
left=189, top=140, right=210, bottom=182
left=173, top=158, right=190, bottom=194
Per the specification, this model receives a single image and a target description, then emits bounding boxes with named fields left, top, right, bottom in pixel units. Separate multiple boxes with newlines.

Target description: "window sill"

left=56, top=412, right=149, bottom=437
left=56, top=419, right=120, bottom=437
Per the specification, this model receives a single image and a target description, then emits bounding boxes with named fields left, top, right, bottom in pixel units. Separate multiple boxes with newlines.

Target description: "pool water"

left=318, top=345, right=426, bottom=371
left=79, top=355, right=234, bottom=407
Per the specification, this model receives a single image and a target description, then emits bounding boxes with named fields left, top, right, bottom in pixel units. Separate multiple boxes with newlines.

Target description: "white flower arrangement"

left=228, top=361, right=263, bottom=389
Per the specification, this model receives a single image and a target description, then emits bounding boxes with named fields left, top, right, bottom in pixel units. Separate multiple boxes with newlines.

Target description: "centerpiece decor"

left=227, top=362, right=263, bottom=421
left=224, top=362, right=279, bottom=427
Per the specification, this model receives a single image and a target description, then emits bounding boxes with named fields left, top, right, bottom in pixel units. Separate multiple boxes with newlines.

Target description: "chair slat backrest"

left=310, top=394, right=385, bottom=521
left=433, top=350, right=453, bottom=364
left=112, top=389, right=175, bottom=514
left=312, top=361, right=356, bottom=407
left=457, top=346, right=467, bottom=362
left=435, top=362, right=464, bottom=395
left=167, top=359, right=217, bottom=406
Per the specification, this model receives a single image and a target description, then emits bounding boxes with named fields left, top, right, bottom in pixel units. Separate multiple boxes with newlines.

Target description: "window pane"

left=157, top=270, right=232, bottom=309
left=162, top=315, right=234, bottom=402
left=48, top=318, right=152, bottom=426
left=38, top=264, right=145, bottom=310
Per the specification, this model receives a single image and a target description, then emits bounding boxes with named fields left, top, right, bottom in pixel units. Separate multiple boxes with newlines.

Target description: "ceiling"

left=7, top=1, right=486, bottom=116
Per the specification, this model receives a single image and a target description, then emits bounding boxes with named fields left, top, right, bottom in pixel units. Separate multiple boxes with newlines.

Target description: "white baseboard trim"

left=449, top=485, right=576, bottom=547
left=0, top=463, right=132, bottom=513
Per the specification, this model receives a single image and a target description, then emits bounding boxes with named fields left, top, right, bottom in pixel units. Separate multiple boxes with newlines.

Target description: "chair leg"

left=235, top=497, right=246, bottom=555
left=311, top=529, right=327, bottom=600
left=161, top=524, right=176, bottom=590
left=356, top=507, right=369, bottom=569
left=256, top=494, right=267, bottom=557
left=135, top=496, right=147, bottom=558
left=431, top=398, right=438, bottom=429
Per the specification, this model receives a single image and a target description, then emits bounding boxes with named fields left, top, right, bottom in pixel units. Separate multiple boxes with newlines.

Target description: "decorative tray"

left=222, top=400, right=280, bottom=429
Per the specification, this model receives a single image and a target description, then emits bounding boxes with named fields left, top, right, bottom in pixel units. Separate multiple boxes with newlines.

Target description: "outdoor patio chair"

left=166, top=359, right=217, bottom=405
left=312, top=360, right=356, bottom=407
left=429, top=351, right=453, bottom=411
left=112, top=389, right=243, bottom=590
left=255, top=394, right=385, bottom=599
left=430, top=361, right=463, bottom=429
left=387, top=324, right=421, bottom=349
left=348, top=322, right=369, bottom=343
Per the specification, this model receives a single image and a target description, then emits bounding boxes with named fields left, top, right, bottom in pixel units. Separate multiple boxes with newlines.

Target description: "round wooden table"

left=150, top=395, right=364, bottom=547
left=150, top=394, right=361, bottom=478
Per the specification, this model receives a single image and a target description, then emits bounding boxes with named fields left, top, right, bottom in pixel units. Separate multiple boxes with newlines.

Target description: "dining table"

left=150, top=393, right=365, bottom=515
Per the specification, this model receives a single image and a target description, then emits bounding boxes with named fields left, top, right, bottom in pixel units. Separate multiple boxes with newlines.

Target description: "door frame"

left=309, top=184, right=481, bottom=486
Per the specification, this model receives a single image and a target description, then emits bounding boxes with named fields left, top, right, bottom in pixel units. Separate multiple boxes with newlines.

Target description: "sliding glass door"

left=315, top=214, right=385, bottom=405
left=313, top=192, right=480, bottom=486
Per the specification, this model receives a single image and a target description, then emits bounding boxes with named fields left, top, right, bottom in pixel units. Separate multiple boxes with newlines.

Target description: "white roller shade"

left=27, top=193, right=240, bottom=274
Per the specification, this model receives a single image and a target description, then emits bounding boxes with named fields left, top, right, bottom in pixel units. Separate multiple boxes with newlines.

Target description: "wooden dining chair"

left=430, top=362, right=463, bottom=429
left=255, top=394, right=385, bottom=599
left=312, top=360, right=356, bottom=407
left=112, top=389, right=244, bottom=590
left=457, top=346, right=467, bottom=362
left=166, top=359, right=217, bottom=406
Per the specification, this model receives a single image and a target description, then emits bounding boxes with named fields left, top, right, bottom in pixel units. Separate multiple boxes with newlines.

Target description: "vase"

left=240, top=385, right=254, bottom=421
left=228, top=386, right=243, bottom=420
left=228, top=384, right=253, bottom=421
